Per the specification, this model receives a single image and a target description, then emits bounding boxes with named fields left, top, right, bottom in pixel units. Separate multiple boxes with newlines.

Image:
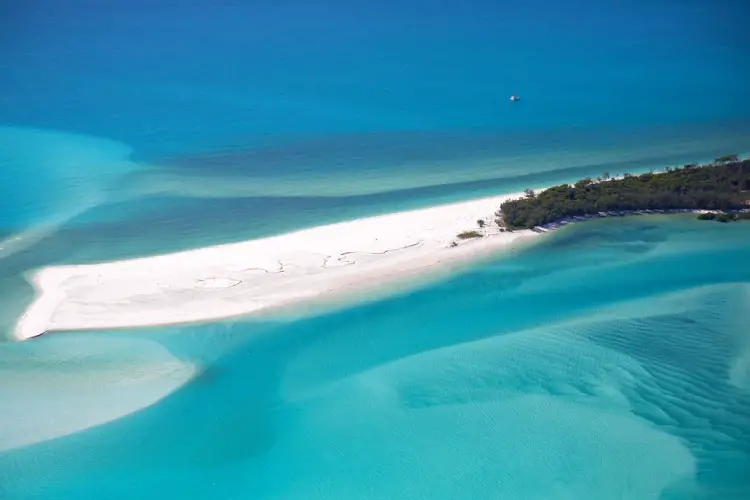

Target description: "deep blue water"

left=2, top=0, right=750, bottom=249
left=2, top=0, right=750, bottom=498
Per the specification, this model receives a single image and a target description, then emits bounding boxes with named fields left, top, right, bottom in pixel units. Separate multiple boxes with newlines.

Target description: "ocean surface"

left=2, top=217, right=750, bottom=499
left=2, top=0, right=750, bottom=498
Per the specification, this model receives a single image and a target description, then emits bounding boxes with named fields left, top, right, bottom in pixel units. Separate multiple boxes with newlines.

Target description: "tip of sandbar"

left=13, top=287, right=62, bottom=341
left=13, top=316, right=48, bottom=341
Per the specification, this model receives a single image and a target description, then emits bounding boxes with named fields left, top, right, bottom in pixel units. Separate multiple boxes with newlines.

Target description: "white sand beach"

left=14, top=193, right=540, bottom=340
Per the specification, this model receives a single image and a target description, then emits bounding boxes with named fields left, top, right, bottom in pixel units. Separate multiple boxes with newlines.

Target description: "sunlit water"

left=2, top=0, right=750, bottom=498
left=1, top=217, right=750, bottom=499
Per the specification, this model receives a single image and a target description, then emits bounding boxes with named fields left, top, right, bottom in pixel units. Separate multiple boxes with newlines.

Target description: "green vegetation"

left=697, top=211, right=750, bottom=223
left=716, top=213, right=734, bottom=223
left=696, top=213, right=717, bottom=221
left=499, top=159, right=750, bottom=229
left=715, top=154, right=739, bottom=164
left=457, top=230, right=482, bottom=240
left=477, top=219, right=486, bottom=228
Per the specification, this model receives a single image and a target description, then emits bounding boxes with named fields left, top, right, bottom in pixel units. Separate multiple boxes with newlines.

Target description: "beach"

left=14, top=192, right=538, bottom=340
left=4, top=0, right=750, bottom=496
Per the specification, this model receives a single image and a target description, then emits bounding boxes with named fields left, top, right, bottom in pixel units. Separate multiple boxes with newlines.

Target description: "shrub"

left=715, top=213, right=734, bottom=223
left=715, top=154, right=738, bottom=164
left=456, top=230, right=482, bottom=240
left=499, top=160, right=750, bottom=229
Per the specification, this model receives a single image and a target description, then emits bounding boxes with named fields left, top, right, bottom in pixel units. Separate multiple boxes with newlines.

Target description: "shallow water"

left=1, top=217, right=750, bottom=499
left=2, top=0, right=750, bottom=498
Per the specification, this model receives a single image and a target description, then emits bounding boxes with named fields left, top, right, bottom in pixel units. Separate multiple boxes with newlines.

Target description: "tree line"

left=498, top=158, right=750, bottom=229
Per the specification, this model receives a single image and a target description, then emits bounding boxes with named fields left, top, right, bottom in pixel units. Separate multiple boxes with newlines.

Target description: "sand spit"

left=15, top=193, right=538, bottom=340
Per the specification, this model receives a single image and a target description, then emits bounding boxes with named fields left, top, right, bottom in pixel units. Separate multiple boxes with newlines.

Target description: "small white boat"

left=510, top=95, right=520, bottom=102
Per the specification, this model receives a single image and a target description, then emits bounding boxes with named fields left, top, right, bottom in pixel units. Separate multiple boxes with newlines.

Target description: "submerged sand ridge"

left=14, top=193, right=538, bottom=340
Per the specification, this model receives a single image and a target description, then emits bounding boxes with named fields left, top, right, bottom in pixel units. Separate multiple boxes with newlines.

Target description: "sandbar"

left=14, top=193, right=539, bottom=340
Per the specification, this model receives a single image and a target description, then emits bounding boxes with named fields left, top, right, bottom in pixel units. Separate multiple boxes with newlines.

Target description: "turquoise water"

left=1, top=217, right=750, bottom=498
left=2, top=0, right=750, bottom=264
left=2, top=0, right=750, bottom=498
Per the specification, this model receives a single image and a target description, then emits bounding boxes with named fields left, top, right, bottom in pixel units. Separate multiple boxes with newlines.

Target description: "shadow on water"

left=0, top=318, right=311, bottom=484
left=152, top=123, right=750, bottom=177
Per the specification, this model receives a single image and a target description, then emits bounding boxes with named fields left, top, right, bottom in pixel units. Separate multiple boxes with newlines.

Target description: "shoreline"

left=534, top=208, right=726, bottom=231
left=14, top=192, right=540, bottom=340
left=499, top=159, right=749, bottom=229
left=17, top=158, right=747, bottom=341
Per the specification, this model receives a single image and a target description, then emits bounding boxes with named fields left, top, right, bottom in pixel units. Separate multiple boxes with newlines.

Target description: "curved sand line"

left=0, top=335, right=197, bottom=452
left=14, top=192, right=539, bottom=340
left=195, top=277, right=243, bottom=289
